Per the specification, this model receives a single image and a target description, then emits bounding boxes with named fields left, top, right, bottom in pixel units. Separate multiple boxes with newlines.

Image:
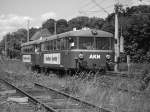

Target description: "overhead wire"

left=91, top=0, right=110, bottom=15
left=81, top=0, right=93, bottom=7
left=79, top=0, right=99, bottom=16
left=83, top=10, right=104, bottom=13
left=87, top=4, right=100, bottom=10
left=78, top=0, right=116, bottom=17
left=79, top=0, right=93, bottom=10
left=98, top=0, right=111, bottom=5
left=105, top=3, right=115, bottom=9
left=79, top=0, right=150, bottom=17
left=81, top=5, right=114, bottom=14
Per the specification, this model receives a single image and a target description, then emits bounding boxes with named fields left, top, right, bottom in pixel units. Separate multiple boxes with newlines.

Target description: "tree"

left=88, top=17, right=104, bottom=29
left=0, top=28, right=28, bottom=58
left=68, top=16, right=105, bottom=30
left=29, top=27, right=39, bottom=40
left=124, top=5, right=150, bottom=62
left=42, top=19, right=55, bottom=34
left=68, top=16, right=90, bottom=30
left=56, top=19, right=69, bottom=34
left=102, top=5, right=150, bottom=62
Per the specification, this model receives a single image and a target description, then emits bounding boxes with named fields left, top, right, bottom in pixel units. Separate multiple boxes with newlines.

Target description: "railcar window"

left=64, top=38, right=68, bottom=50
left=22, top=45, right=34, bottom=53
left=60, top=38, right=65, bottom=50
left=47, top=42, right=51, bottom=50
left=79, top=37, right=94, bottom=49
left=68, top=37, right=77, bottom=49
left=35, top=45, right=40, bottom=53
left=41, top=42, right=48, bottom=51
left=57, top=39, right=60, bottom=50
left=65, top=38, right=69, bottom=49
left=49, top=41, right=53, bottom=50
left=41, top=41, right=54, bottom=51
left=53, top=40, right=57, bottom=50
left=41, top=43, right=45, bottom=51
left=96, top=37, right=111, bottom=50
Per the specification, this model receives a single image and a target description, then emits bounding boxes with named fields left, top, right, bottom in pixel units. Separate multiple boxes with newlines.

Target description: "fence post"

left=127, top=55, right=131, bottom=76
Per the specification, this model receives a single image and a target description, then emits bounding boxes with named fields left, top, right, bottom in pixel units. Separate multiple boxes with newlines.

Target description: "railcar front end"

left=21, top=44, right=34, bottom=68
left=62, top=50, right=114, bottom=71
left=21, top=40, right=43, bottom=70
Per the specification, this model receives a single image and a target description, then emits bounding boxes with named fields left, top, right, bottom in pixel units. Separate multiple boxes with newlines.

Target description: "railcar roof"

left=21, top=39, right=43, bottom=47
left=44, top=29, right=113, bottom=41
left=22, top=29, right=113, bottom=46
left=59, top=29, right=113, bottom=38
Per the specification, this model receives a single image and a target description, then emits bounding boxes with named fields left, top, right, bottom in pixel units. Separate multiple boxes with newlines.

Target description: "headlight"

left=78, top=52, right=84, bottom=59
left=106, top=54, right=111, bottom=59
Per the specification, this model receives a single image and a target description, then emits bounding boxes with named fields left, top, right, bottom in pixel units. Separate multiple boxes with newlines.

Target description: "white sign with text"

left=22, top=55, right=31, bottom=62
left=89, top=54, right=101, bottom=59
left=44, top=53, right=60, bottom=64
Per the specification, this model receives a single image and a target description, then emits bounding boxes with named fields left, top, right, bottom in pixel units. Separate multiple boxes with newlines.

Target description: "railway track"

left=0, top=78, right=111, bottom=112
left=0, top=79, right=37, bottom=112
left=34, top=82, right=112, bottom=112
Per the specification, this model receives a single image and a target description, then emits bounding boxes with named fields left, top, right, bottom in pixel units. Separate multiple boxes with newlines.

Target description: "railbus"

left=21, top=28, right=114, bottom=73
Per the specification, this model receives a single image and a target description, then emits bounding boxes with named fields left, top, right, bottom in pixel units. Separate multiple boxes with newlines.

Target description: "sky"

left=0, top=0, right=150, bottom=40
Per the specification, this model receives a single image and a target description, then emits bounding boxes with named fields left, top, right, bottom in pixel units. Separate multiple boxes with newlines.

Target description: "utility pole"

left=54, top=21, right=57, bottom=35
left=120, top=27, right=124, bottom=53
left=27, top=19, right=30, bottom=42
left=5, top=36, right=7, bottom=57
left=114, top=2, right=120, bottom=72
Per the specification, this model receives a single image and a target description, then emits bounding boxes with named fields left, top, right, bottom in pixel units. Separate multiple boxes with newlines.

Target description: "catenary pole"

left=27, top=19, right=30, bottom=42
left=54, top=21, right=57, bottom=35
left=5, top=36, right=7, bottom=57
left=114, top=2, right=120, bottom=72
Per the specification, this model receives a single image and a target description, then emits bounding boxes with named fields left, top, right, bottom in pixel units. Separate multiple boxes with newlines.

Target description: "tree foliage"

left=68, top=16, right=89, bottom=30
left=56, top=19, right=69, bottom=34
left=68, top=16, right=104, bottom=30
left=42, top=19, right=55, bottom=34
left=29, top=27, right=39, bottom=40
left=123, top=5, right=150, bottom=62
left=101, top=5, right=150, bottom=63
left=0, top=28, right=40, bottom=59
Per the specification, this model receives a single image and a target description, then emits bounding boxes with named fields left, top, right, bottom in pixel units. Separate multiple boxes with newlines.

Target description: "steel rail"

left=34, top=82, right=111, bottom=112
left=0, top=79, right=57, bottom=112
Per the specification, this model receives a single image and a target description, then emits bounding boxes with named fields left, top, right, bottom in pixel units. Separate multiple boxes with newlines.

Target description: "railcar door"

left=34, top=44, right=41, bottom=66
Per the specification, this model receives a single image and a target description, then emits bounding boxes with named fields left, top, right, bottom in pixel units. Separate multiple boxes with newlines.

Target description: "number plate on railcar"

left=89, top=54, right=101, bottom=59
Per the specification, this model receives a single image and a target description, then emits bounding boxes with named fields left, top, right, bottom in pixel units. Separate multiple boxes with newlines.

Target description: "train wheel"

left=56, top=69, right=65, bottom=77
left=66, top=69, right=75, bottom=76
left=68, top=69, right=72, bottom=75
left=37, top=66, right=41, bottom=73
left=31, top=66, right=35, bottom=71
left=44, top=68, right=49, bottom=76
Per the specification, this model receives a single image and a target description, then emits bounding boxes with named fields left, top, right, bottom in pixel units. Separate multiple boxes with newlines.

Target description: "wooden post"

left=127, top=55, right=131, bottom=75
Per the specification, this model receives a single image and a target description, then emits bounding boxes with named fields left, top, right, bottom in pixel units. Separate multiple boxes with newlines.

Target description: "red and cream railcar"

left=21, top=28, right=114, bottom=72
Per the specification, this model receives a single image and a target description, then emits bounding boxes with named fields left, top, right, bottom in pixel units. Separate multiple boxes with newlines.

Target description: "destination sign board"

left=22, top=55, right=31, bottom=62
left=44, top=53, right=60, bottom=64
